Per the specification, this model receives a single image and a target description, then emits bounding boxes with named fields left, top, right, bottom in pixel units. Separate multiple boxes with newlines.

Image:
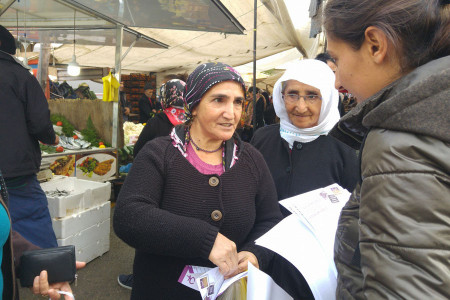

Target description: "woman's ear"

left=363, top=26, right=390, bottom=65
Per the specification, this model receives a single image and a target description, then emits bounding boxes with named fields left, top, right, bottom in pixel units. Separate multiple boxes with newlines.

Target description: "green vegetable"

left=50, top=114, right=75, bottom=137
left=40, top=144, right=57, bottom=154
left=80, top=116, right=111, bottom=147
left=118, top=145, right=134, bottom=165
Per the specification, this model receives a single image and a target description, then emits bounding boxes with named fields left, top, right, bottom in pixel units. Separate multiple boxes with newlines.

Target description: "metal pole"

left=37, top=42, right=51, bottom=91
left=112, top=25, right=123, bottom=148
left=252, top=0, right=257, bottom=131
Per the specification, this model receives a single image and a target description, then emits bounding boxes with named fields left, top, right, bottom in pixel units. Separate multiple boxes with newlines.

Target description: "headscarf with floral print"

left=160, top=79, right=186, bottom=126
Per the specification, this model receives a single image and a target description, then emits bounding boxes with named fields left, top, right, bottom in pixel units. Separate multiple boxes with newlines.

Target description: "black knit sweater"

left=133, top=112, right=173, bottom=158
left=113, top=136, right=282, bottom=300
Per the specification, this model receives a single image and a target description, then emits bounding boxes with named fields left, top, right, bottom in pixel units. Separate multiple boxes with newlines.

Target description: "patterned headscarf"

left=184, top=62, right=246, bottom=120
left=160, top=79, right=187, bottom=126
left=160, top=79, right=185, bottom=109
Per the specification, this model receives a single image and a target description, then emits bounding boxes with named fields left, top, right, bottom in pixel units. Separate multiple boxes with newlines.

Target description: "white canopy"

left=3, top=0, right=325, bottom=86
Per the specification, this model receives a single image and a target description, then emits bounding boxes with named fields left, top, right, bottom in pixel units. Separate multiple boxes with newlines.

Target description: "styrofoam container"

left=41, top=176, right=111, bottom=218
left=57, top=218, right=110, bottom=250
left=75, top=237, right=110, bottom=263
left=52, top=201, right=111, bottom=239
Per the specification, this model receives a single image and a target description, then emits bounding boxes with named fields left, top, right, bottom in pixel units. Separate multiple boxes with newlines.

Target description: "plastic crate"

left=41, top=176, right=111, bottom=218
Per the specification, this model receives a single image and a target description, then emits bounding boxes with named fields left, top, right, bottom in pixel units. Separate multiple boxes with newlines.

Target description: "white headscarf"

left=273, top=59, right=340, bottom=146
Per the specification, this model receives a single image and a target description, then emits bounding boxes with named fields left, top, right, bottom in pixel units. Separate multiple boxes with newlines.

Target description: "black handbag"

left=19, top=245, right=76, bottom=287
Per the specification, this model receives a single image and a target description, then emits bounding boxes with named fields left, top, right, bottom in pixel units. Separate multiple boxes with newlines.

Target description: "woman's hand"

left=32, top=261, right=86, bottom=299
left=209, top=233, right=238, bottom=279
left=237, top=251, right=259, bottom=273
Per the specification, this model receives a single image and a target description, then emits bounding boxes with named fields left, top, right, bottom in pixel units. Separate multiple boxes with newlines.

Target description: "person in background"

left=0, top=25, right=58, bottom=249
left=114, top=62, right=282, bottom=299
left=248, top=87, right=265, bottom=131
left=251, top=59, right=358, bottom=299
left=138, top=82, right=161, bottom=123
left=324, top=0, right=449, bottom=298
left=156, top=73, right=189, bottom=104
left=315, top=52, right=337, bottom=73
left=262, top=91, right=276, bottom=125
left=117, top=79, right=187, bottom=290
left=119, top=81, right=130, bottom=122
left=315, top=52, right=347, bottom=116
left=133, top=79, right=186, bottom=158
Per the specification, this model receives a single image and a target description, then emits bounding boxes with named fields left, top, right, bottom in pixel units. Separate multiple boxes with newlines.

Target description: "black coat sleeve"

left=338, top=144, right=359, bottom=192
left=255, top=97, right=265, bottom=129
left=24, top=75, right=56, bottom=144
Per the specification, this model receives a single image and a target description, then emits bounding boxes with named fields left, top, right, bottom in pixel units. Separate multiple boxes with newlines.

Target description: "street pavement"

left=19, top=205, right=134, bottom=299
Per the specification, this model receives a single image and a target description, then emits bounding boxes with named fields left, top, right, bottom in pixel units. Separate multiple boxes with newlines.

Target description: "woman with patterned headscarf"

left=114, top=62, right=282, bottom=299
left=133, top=79, right=186, bottom=157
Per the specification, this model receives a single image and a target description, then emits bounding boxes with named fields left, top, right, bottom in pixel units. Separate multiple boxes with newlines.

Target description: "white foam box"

left=41, top=176, right=111, bottom=218
left=57, top=219, right=110, bottom=263
left=52, top=201, right=111, bottom=239
left=57, top=219, right=110, bottom=249
left=76, top=236, right=110, bottom=264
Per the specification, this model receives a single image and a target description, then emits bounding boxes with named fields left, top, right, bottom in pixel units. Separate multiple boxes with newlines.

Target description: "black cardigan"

left=133, top=112, right=173, bottom=158
left=113, top=136, right=282, bottom=300
left=251, top=124, right=358, bottom=206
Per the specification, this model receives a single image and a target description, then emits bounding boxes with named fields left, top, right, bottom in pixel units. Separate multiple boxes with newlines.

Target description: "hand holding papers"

left=256, top=184, right=351, bottom=300
left=179, top=262, right=292, bottom=300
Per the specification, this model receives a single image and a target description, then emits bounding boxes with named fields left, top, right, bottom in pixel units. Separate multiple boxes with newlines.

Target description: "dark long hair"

left=324, top=0, right=450, bottom=72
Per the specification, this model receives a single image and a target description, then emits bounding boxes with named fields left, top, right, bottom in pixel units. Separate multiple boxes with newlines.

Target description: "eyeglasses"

left=283, top=93, right=322, bottom=104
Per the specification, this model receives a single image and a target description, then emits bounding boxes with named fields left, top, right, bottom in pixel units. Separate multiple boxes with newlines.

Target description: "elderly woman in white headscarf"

left=252, top=59, right=357, bottom=206
left=251, top=59, right=358, bottom=299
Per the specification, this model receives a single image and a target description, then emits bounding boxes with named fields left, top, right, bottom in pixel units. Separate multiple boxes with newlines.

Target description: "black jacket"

left=0, top=51, right=56, bottom=178
left=133, top=112, right=174, bottom=158
left=114, top=133, right=283, bottom=299
left=138, top=94, right=161, bottom=123
left=255, top=96, right=265, bottom=129
left=251, top=124, right=358, bottom=205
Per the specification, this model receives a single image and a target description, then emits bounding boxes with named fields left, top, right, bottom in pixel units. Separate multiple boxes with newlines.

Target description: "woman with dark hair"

left=118, top=79, right=187, bottom=290
left=114, top=62, right=282, bottom=299
left=323, top=0, right=450, bottom=298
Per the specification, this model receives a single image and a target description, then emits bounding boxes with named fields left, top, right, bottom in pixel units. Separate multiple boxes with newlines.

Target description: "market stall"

left=0, top=0, right=254, bottom=264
